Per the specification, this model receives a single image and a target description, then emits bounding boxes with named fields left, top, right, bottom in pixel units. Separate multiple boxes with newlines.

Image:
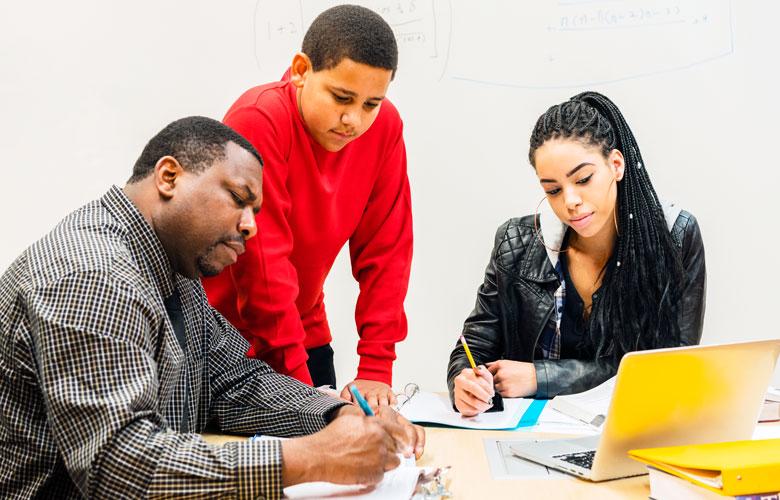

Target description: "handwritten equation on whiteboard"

left=253, top=0, right=452, bottom=79
left=447, top=0, right=733, bottom=89
left=252, top=0, right=732, bottom=88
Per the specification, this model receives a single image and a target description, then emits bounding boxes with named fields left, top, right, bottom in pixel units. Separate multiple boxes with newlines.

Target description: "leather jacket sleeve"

left=447, top=225, right=508, bottom=399
left=675, top=212, right=706, bottom=347
left=533, top=212, right=706, bottom=398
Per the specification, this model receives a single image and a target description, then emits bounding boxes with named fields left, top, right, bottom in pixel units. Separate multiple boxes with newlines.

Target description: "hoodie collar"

left=537, top=199, right=682, bottom=270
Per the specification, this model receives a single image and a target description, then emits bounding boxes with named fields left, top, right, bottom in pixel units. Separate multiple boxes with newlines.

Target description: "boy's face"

left=291, top=54, right=393, bottom=152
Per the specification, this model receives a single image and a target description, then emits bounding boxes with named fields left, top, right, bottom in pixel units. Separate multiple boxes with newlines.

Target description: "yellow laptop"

left=510, top=339, right=780, bottom=481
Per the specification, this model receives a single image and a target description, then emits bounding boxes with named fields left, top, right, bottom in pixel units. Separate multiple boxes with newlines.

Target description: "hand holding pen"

left=453, top=335, right=496, bottom=417
left=348, top=384, right=426, bottom=459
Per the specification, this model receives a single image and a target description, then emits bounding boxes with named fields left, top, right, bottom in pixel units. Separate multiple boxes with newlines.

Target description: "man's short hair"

left=128, top=116, right=262, bottom=183
left=302, top=5, right=398, bottom=77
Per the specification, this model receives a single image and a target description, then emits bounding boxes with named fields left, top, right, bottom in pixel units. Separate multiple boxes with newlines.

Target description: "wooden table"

left=203, top=422, right=780, bottom=499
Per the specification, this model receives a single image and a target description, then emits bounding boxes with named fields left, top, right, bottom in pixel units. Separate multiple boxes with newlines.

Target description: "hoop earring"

left=533, top=196, right=568, bottom=254
left=613, top=207, right=620, bottom=236
left=607, top=176, right=620, bottom=237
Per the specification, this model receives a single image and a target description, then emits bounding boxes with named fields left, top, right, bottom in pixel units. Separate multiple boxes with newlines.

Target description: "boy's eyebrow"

left=539, top=162, right=594, bottom=183
left=330, top=86, right=385, bottom=101
left=331, top=86, right=357, bottom=97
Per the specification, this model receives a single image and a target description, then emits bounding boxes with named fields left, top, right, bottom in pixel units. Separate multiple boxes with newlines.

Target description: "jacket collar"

left=537, top=199, right=681, bottom=271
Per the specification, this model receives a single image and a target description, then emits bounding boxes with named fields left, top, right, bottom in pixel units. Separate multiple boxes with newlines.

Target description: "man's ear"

left=153, top=156, right=183, bottom=200
left=290, top=52, right=312, bottom=89
left=609, top=149, right=626, bottom=181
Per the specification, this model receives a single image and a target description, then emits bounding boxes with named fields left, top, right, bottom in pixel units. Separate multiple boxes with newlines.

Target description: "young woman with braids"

left=447, top=92, right=706, bottom=416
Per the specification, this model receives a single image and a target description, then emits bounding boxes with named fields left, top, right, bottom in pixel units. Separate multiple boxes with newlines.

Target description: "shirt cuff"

left=356, top=356, right=393, bottom=386
left=295, top=394, right=349, bottom=435
left=229, top=439, right=283, bottom=500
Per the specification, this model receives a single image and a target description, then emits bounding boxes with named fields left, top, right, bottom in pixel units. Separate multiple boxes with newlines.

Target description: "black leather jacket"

left=447, top=208, right=706, bottom=400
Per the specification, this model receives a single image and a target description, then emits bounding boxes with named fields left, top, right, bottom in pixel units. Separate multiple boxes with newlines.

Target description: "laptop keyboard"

left=553, top=450, right=596, bottom=470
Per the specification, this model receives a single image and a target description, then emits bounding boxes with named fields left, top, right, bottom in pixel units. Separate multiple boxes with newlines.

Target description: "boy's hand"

left=340, top=379, right=396, bottom=409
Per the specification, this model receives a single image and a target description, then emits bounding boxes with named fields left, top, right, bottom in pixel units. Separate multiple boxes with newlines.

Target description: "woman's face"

left=534, top=138, right=624, bottom=239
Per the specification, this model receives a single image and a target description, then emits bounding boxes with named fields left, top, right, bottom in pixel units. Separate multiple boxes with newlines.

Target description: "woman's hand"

left=453, top=366, right=494, bottom=416
left=486, top=360, right=537, bottom=398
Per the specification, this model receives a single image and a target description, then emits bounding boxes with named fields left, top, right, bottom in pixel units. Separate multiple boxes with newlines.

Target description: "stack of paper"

left=547, top=377, right=615, bottom=429
left=760, top=387, right=780, bottom=422
left=251, top=435, right=422, bottom=499
left=284, top=459, right=420, bottom=500
left=629, top=439, right=780, bottom=498
left=646, top=466, right=780, bottom=500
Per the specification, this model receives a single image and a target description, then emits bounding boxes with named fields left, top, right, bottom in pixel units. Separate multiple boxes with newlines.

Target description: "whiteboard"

left=2, top=0, right=779, bottom=390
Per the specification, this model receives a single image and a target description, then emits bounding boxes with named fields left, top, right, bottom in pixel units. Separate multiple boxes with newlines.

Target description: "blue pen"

left=349, top=384, right=375, bottom=416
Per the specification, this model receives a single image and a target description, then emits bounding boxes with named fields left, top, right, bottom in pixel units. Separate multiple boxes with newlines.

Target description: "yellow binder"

left=629, top=439, right=780, bottom=496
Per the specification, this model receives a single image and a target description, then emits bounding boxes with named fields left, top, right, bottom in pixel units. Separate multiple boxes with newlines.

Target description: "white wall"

left=2, top=0, right=779, bottom=390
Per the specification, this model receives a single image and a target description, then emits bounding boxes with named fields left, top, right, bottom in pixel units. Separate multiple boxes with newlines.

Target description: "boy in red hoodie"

left=203, top=5, right=411, bottom=407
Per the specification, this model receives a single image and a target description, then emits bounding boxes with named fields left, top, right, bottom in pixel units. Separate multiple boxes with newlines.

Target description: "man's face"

left=294, top=56, right=393, bottom=152
left=158, top=142, right=263, bottom=279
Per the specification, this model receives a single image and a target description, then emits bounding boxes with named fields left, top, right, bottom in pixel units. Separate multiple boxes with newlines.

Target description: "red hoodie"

left=202, top=74, right=412, bottom=386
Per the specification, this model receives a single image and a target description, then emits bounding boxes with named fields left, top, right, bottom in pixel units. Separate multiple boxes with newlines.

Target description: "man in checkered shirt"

left=0, top=116, right=424, bottom=499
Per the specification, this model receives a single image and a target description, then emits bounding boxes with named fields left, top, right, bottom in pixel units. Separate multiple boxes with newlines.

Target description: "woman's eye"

left=545, top=188, right=561, bottom=196
left=333, top=94, right=350, bottom=103
left=364, top=102, right=379, bottom=109
left=576, top=174, right=593, bottom=185
left=230, top=192, right=244, bottom=206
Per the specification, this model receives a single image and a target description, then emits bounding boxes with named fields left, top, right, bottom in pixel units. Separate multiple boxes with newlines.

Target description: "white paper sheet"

left=483, top=439, right=572, bottom=480
left=752, top=424, right=780, bottom=440
left=547, top=377, right=615, bottom=428
left=398, top=391, right=532, bottom=429
left=251, top=435, right=421, bottom=499
left=283, top=464, right=421, bottom=500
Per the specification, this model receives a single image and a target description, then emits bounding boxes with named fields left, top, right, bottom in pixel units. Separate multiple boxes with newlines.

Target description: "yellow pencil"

left=459, top=335, right=479, bottom=375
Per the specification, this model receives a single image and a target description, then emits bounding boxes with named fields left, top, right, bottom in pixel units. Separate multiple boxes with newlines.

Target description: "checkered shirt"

left=0, top=186, right=345, bottom=499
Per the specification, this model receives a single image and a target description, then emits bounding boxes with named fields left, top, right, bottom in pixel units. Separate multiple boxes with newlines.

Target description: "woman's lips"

left=569, top=212, right=594, bottom=230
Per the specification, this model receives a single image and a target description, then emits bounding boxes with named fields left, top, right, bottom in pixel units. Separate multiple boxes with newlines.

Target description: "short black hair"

left=128, top=116, right=262, bottom=183
left=302, top=5, right=398, bottom=77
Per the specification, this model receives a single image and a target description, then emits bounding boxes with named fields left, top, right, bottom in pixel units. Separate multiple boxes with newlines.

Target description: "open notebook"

left=398, top=391, right=546, bottom=430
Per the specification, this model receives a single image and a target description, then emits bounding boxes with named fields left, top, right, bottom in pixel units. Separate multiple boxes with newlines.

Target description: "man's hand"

left=453, top=366, right=494, bottom=416
left=340, top=379, right=396, bottom=409
left=281, top=412, right=398, bottom=487
left=375, top=406, right=425, bottom=459
left=333, top=404, right=425, bottom=459
left=486, top=360, right=537, bottom=398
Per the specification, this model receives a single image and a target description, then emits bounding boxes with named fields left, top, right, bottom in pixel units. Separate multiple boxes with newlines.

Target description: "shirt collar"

left=100, top=185, right=175, bottom=299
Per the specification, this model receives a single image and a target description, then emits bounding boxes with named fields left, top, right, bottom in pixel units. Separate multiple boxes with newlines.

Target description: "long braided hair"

left=528, top=91, right=684, bottom=361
